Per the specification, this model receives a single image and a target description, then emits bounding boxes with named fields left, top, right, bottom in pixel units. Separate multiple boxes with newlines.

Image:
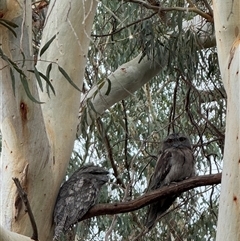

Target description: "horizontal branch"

left=82, top=173, right=221, bottom=220
left=129, top=0, right=214, bottom=22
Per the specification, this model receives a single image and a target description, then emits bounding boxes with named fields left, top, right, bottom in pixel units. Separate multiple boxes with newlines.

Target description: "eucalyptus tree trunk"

left=213, top=1, right=240, bottom=240
left=0, top=0, right=97, bottom=240
left=0, top=0, right=230, bottom=240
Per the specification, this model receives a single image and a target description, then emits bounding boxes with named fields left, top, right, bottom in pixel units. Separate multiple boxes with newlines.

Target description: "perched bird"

left=145, top=133, right=195, bottom=230
left=53, top=165, right=109, bottom=240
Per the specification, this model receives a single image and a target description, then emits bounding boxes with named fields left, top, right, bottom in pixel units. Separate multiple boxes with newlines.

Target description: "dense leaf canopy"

left=1, top=0, right=222, bottom=240
left=59, top=1, right=224, bottom=240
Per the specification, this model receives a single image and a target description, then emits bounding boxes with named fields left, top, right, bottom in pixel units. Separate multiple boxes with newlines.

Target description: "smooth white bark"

left=1, top=0, right=48, bottom=236
left=78, top=52, right=167, bottom=132
left=1, top=1, right=97, bottom=241
left=0, top=225, right=31, bottom=241
left=214, top=0, right=240, bottom=240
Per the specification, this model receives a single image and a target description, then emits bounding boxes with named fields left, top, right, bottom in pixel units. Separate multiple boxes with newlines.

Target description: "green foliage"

left=14, top=0, right=221, bottom=240
left=68, top=0, right=223, bottom=240
left=39, top=34, right=57, bottom=57
left=0, top=47, right=43, bottom=103
left=58, top=65, right=81, bottom=92
left=0, top=0, right=221, bottom=240
left=1, top=21, right=80, bottom=102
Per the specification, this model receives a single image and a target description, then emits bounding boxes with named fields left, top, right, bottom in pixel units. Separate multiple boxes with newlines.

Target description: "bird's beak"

left=172, top=143, right=180, bottom=148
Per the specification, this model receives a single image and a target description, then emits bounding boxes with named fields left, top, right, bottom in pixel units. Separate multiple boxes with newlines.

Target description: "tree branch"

left=96, top=118, right=126, bottom=189
left=81, top=173, right=221, bottom=220
left=78, top=18, right=215, bottom=135
left=12, top=178, right=39, bottom=241
left=127, top=0, right=214, bottom=22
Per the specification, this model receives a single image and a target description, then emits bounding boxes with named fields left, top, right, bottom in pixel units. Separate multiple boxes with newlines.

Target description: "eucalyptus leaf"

left=0, top=20, right=17, bottom=37
left=105, top=78, right=112, bottom=96
left=9, top=67, right=15, bottom=96
left=34, top=66, right=43, bottom=92
left=39, top=34, right=57, bottom=57
left=58, top=66, right=81, bottom=92
left=20, top=75, right=43, bottom=104
left=38, top=71, right=56, bottom=96
left=0, top=19, right=18, bottom=28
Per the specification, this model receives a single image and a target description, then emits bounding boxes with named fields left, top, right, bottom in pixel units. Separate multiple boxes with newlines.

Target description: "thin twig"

left=125, top=0, right=214, bottom=22
left=122, top=100, right=131, bottom=184
left=96, top=118, right=126, bottom=189
left=105, top=215, right=118, bottom=241
left=92, top=12, right=157, bottom=37
left=12, top=177, right=39, bottom=241
left=201, top=0, right=213, bottom=17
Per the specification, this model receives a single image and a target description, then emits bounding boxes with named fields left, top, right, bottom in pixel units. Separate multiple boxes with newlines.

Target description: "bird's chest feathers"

left=164, top=149, right=192, bottom=183
left=169, top=150, right=189, bottom=167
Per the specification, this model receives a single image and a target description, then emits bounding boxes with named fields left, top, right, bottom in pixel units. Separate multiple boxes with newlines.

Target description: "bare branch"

left=96, top=118, right=126, bottom=189
left=125, top=0, right=213, bottom=22
left=12, top=178, right=39, bottom=241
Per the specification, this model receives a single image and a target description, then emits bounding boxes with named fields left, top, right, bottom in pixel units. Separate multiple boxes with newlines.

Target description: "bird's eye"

left=179, top=137, right=186, bottom=142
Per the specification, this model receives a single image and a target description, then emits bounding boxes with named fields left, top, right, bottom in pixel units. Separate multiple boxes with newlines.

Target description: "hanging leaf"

left=58, top=65, right=81, bottom=92
left=0, top=19, right=18, bottom=28
left=0, top=19, right=18, bottom=38
left=34, top=66, right=43, bottom=91
left=92, top=80, right=105, bottom=99
left=38, top=71, right=56, bottom=96
left=39, top=34, right=57, bottom=57
left=28, top=66, right=55, bottom=96
left=46, top=63, right=52, bottom=79
left=20, top=51, right=26, bottom=68
left=98, top=80, right=105, bottom=90
left=105, top=78, right=112, bottom=96
left=46, top=63, right=53, bottom=96
left=20, top=75, right=43, bottom=104
left=7, top=57, right=25, bottom=75
left=86, top=98, right=99, bottom=116
left=10, top=67, right=16, bottom=96
left=0, top=47, right=3, bottom=56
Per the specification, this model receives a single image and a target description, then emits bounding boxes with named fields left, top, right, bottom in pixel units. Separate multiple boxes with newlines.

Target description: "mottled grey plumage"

left=53, top=165, right=108, bottom=240
left=145, top=133, right=195, bottom=230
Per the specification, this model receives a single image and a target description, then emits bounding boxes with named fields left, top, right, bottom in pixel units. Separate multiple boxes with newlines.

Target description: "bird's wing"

left=147, top=150, right=172, bottom=191
left=145, top=146, right=195, bottom=230
left=64, top=178, right=99, bottom=231
left=53, top=166, right=108, bottom=240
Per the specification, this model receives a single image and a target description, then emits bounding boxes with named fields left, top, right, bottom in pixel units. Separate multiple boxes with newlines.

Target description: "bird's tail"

left=145, top=197, right=177, bottom=230
left=53, top=225, right=63, bottom=241
left=145, top=203, right=161, bottom=230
